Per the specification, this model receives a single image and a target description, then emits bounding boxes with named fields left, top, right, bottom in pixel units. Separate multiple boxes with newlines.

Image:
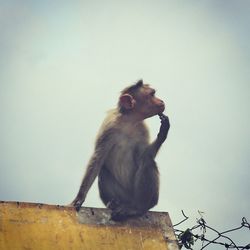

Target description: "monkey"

left=71, top=80, right=170, bottom=221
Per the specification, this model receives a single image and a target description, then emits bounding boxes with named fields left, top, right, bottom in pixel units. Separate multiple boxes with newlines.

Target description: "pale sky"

left=0, top=1, right=249, bottom=249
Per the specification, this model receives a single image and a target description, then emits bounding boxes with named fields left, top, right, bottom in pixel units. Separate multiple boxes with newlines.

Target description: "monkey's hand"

left=157, top=113, right=170, bottom=144
left=70, top=195, right=85, bottom=212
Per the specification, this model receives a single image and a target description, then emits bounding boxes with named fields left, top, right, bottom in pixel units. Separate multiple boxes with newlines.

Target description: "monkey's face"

left=136, top=86, right=165, bottom=119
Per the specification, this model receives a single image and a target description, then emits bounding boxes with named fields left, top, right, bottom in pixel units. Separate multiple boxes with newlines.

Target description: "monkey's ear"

left=119, top=94, right=136, bottom=111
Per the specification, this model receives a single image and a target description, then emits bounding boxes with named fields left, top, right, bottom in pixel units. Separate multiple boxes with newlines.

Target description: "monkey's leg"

left=98, top=167, right=143, bottom=221
left=98, top=167, right=131, bottom=206
left=132, top=153, right=159, bottom=212
left=103, top=156, right=159, bottom=222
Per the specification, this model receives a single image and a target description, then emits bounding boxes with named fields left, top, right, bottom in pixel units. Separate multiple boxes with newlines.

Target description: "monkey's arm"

left=71, top=130, right=114, bottom=211
left=149, top=114, right=170, bottom=158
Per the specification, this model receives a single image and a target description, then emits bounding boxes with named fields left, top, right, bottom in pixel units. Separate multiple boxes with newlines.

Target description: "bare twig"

left=174, top=211, right=250, bottom=250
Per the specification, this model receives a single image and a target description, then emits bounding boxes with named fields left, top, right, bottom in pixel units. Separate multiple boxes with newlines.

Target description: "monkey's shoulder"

left=95, top=109, right=150, bottom=146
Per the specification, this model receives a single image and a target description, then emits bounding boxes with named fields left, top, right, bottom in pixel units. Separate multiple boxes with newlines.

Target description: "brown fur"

left=71, top=80, right=170, bottom=221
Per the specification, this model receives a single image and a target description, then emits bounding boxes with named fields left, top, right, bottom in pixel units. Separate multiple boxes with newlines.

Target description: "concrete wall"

left=0, top=201, right=179, bottom=250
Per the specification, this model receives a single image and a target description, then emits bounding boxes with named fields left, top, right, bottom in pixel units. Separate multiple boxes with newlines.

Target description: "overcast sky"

left=0, top=1, right=249, bottom=248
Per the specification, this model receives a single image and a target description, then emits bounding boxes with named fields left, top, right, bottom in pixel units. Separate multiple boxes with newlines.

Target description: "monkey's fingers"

left=75, top=201, right=82, bottom=211
left=158, top=113, right=168, bottom=121
left=71, top=200, right=83, bottom=212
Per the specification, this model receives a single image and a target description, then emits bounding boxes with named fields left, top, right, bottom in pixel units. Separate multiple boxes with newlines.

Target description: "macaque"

left=71, top=80, right=170, bottom=221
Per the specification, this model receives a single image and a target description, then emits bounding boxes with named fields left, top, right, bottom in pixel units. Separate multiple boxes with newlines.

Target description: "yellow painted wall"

left=0, top=202, right=178, bottom=250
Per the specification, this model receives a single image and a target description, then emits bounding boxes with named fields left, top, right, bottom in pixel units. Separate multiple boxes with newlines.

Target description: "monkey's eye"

left=150, top=91, right=155, bottom=97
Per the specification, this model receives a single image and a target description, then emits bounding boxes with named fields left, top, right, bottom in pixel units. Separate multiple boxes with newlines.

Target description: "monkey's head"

left=118, top=80, right=165, bottom=120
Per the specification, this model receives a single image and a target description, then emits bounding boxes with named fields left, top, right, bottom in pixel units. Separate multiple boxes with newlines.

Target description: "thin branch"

left=173, top=210, right=189, bottom=227
left=173, top=211, right=250, bottom=250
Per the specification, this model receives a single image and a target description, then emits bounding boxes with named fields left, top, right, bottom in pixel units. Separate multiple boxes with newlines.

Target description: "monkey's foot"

left=110, top=204, right=143, bottom=221
left=106, top=199, right=121, bottom=210
left=111, top=210, right=129, bottom=221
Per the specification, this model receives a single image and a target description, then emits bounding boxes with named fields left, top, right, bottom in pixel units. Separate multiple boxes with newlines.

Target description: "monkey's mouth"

left=159, top=104, right=165, bottom=112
